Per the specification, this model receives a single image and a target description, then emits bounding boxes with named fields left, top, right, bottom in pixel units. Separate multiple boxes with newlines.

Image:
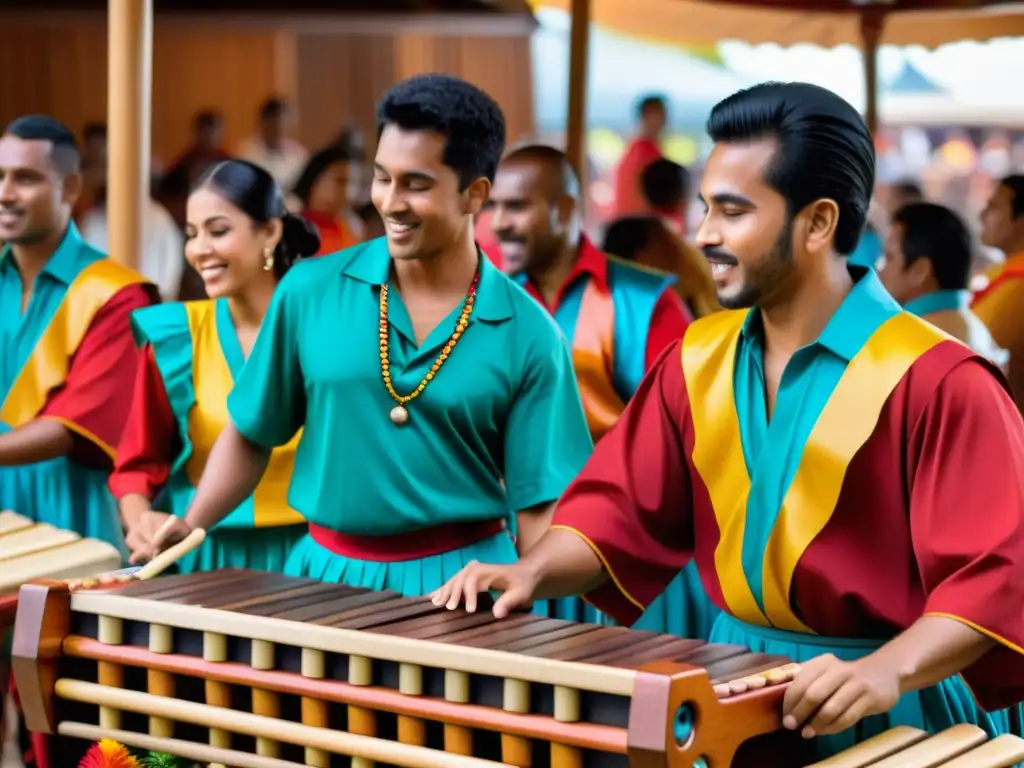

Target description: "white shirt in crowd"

left=235, top=135, right=309, bottom=193
left=81, top=199, right=185, bottom=301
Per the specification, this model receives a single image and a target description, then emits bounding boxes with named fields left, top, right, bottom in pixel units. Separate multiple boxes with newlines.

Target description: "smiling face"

left=184, top=186, right=280, bottom=298
left=371, top=123, right=488, bottom=262
left=695, top=139, right=797, bottom=310
left=489, top=159, right=569, bottom=274
left=0, top=135, right=78, bottom=245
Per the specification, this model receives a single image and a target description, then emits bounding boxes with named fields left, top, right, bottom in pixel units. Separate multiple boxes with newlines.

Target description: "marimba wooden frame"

left=13, top=578, right=791, bottom=767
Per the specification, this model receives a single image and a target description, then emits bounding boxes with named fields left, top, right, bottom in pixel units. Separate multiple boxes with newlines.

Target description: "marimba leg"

left=397, top=662, right=427, bottom=746
left=551, top=686, right=583, bottom=768
left=443, top=669, right=473, bottom=755
left=300, top=648, right=330, bottom=767
left=147, top=624, right=174, bottom=739
left=203, top=631, right=232, bottom=750
left=96, top=616, right=123, bottom=730
left=348, top=654, right=376, bottom=768
left=250, top=639, right=280, bottom=757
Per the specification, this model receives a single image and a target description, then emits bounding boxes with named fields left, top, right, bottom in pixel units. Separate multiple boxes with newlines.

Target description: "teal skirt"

left=629, top=562, right=721, bottom=640
left=175, top=524, right=307, bottom=575
left=552, top=562, right=720, bottom=640
left=284, top=530, right=547, bottom=615
left=711, top=613, right=1021, bottom=760
left=0, top=451, right=125, bottom=558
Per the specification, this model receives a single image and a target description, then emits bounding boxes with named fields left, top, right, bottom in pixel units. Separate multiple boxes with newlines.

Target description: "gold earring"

left=263, top=247, right=274, bottom=272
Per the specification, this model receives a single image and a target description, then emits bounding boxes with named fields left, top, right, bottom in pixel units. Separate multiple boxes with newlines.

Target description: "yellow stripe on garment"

left=0, top=259, right=148, bottom=428
left=182, top=302, right=233, bottom=488
left=183, top=301, right=303, bottom=528
left=761, top=312, right=952, bottom=632
left=682, top=310, right=769, bottom=627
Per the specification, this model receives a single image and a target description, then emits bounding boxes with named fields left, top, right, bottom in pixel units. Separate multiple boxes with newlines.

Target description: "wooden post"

left=107, top=0, right=153, bottom=270
left=859, top=11, right=884, bottom=136
left=565, top=0, right=591, bottom=186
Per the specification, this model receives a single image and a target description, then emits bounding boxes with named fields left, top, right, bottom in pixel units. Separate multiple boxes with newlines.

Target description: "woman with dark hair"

left=109, top=160, right=321, bottom=573
left=292, top=145, right=363, bottom=254
left=601, top=214, right=719, bottom=319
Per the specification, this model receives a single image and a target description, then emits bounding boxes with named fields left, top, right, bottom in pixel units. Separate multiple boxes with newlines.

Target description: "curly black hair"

left=376, top=73, right=506, bottom=190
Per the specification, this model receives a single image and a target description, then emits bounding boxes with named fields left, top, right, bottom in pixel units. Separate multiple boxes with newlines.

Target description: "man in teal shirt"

left=137, top=74, right=593, bottom=597
left=878, top=201, right=1006, bottom=366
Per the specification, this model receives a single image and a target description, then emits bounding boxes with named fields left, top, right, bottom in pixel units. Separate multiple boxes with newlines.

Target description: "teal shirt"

left=0, top=224, right=124, bottom=549
left=904, top=289, right=970, bottom=317
left=0, top=223, right=105, bottom=396
left=227, top=237, right=593, bottom=536
left=732, top=267, right=902, bottom=614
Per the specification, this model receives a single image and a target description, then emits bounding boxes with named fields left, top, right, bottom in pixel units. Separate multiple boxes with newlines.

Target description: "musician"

left=137, top=74, right=592, bottom=599
left=488, top=143, right=715, bottom=639
left=433, top=82, right=1024, bottom=760
left=0, top=116, right=157, bottom=550
left=111, top=161, right=320, bottom=573
left=878, top=201, right=1007, bottom=367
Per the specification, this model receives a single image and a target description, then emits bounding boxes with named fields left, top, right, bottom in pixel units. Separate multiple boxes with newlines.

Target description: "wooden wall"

left=0, top=17, right=535, bottom=165
left=294, top=33, right=535, bottom=154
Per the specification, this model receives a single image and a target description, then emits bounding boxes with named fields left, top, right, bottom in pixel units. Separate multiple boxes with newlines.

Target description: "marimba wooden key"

left=13, top=569, right=806, bottom=768
left=809, top=723, right=1024, bottom=767
left=0, top=510, right=121, bottom=631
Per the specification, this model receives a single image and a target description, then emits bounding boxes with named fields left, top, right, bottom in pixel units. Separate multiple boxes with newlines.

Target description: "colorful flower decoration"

left=78, top=739, right=140, bottom=768
left=79, top=742, right=196, bottom=768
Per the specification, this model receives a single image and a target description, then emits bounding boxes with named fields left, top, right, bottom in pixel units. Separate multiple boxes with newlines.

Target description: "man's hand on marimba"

left=781, top=653, right=900, bottom=740
left=430, top=560, right=539, bottom=618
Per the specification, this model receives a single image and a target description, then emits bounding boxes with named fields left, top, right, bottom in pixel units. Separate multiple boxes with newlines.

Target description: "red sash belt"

left=309, top=519, right=506, bottom=562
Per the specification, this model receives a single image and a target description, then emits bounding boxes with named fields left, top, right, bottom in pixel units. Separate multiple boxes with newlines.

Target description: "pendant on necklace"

left=390, top=405, right=410, bottom=426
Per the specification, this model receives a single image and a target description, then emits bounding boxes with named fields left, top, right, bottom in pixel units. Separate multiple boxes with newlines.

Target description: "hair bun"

left=281, top=213, right=321, bottom=261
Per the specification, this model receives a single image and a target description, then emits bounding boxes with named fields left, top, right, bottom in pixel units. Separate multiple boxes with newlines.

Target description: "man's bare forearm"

left=870, top=615, right=995, bottom=694
left=183, top=422, right=271, bottom=530
left=514, top=502, right=555, bottom=556
left=520, top=527, right=607, bottom=599
left=0, top=419, right=74, bottom=466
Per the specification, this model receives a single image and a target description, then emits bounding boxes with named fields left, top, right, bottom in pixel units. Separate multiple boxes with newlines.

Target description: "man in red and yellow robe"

left=435, top=83, right=1024, bottom=763
left=0, top=115, right=157, bottom=768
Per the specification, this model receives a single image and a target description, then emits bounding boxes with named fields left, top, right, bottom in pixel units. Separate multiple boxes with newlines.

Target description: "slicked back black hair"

left=376, top=73, right=506, bottom=190
left=4, top=114, right=81, bottom=177
left=707, top=82, right=874, bottom=256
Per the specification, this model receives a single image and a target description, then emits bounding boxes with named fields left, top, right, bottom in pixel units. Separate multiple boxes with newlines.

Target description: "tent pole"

left=860, top=11, right=883, bottom=135
left=566, top=0, right=591, bottom=187
left=107, top=0, right=153, bottom=270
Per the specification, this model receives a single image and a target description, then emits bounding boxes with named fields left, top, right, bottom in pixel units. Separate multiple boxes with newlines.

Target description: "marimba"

left=12, top=569, right=810, bottom=768
left=808, top=724, right=1024, bottom=767
left=0, top=510, right=122, bottom=632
